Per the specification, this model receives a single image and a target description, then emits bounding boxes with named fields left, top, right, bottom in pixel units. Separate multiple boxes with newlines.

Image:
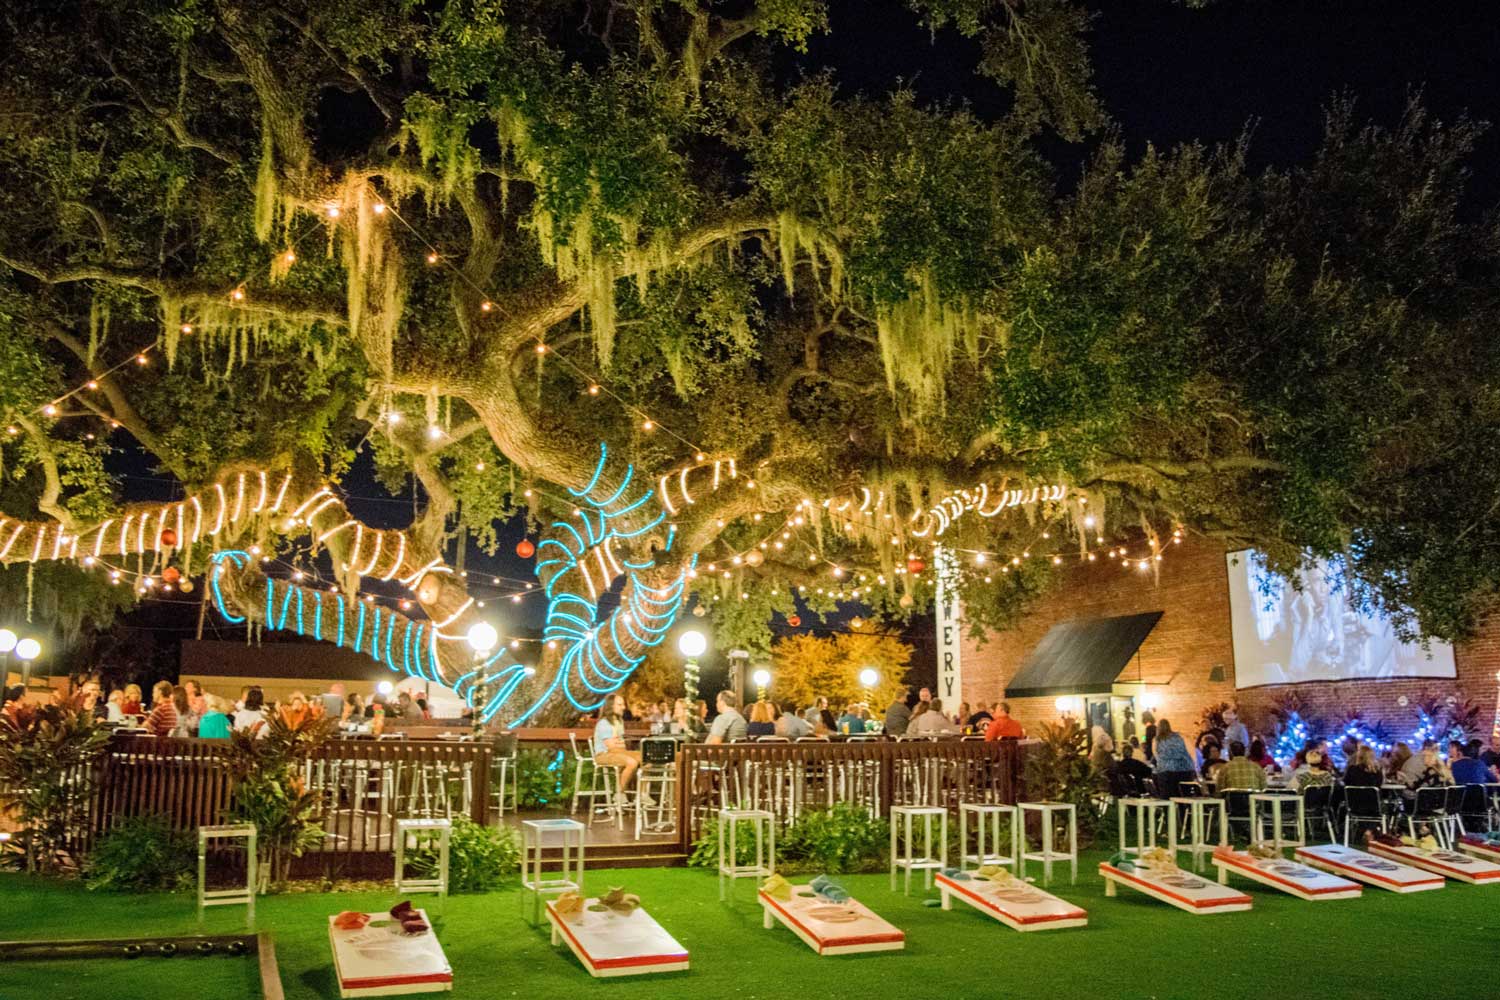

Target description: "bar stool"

left=959, top=802, right=1019, bottom=868
left=1251, top=792, right=1305, bottom=850
left=394, top=817, right=451, bottom=901
left=636, top=737, right=679, bottom=840
left=568, top=733, right=622, bottom=828
left=1168, top=797, right=1227, bottom=871
left=718, top=807, right=775, bottom=902
left=1118, top=796, right=1173, bottom=855
left=520, top=818, right=585, bottom=925
left=1018, top=801, right=1078, bottom=886
left=197, top=824, right=257, bottom=927
left=890, top=805, right=948, bottom=894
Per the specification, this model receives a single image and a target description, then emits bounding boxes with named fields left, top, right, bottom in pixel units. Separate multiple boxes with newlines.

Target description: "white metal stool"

left=394, top=817, right=451, bottom=900
left=568, top=733, right=619, bottom=825
left=718, top=807, right=775, bottom=902
left=959, top=802, right=1019, bottom=868
left=197, top=824, right=257, bottom=926
left=1018, top=801, right=1078, bottom=886
left=1252, top=792, right=1306, bottom=850
left=635, top=741, right=679, bottom=840
left=521, top=818, right=585, bottom=925
left=1168, top=797, right=1227, bottom=871
left=890, top=805, right=948, bottom=894
left=1118, top=796, right=1173, bottom=855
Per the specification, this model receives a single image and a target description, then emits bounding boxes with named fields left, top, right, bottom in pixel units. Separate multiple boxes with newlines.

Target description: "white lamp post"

left=752, top=667, right=771, bottom=701
left=858, top=667, right=879, bottom=689
left=466, top=621, right=498, bottom=654
left=12, top=636, right=40, bottom=694
left=678, top=629, right=707, bottom=704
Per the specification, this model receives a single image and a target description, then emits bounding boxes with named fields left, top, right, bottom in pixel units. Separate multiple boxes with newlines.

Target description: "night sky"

left=105, top=2, right=1500, bottom=679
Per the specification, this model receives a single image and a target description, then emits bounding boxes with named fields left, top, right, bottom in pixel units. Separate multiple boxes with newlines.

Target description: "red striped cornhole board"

left=1294, top=844, right=1443, bottom=893
left=1212, top=849, right=1361, bottom=901
left=1367, top=841, right=1500, bottom=885
left=1458, top=839, right=1500, bottom=865
left=327, top=911, right=453, bottom=998
left=1099, top=862, right=1252, bottom=914
left=758, top=889, right=905, bottom=955
left=935, top=871, right=1088, bottom=931
left=545, top=900, right=689, bottom=978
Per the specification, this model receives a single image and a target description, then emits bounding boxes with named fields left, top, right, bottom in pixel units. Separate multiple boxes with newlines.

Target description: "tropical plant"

left=514, top=748, right=577, bottom=811
left=222, top=709, right=336, bottom=887
left=1021, top=719, right=1102, bottom=845
left=0, top=696, right=111, bottom=874
left=407, top=815, right=519, bottom=893
left=84, top=814, right=195, bottom=892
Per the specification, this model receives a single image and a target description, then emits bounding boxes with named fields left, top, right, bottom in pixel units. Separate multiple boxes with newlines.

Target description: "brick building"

left=960, top=538, right=1500, bottom=749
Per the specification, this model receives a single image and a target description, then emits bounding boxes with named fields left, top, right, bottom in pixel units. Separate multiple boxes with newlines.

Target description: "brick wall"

left=960, top=538, right=1500, bottom=746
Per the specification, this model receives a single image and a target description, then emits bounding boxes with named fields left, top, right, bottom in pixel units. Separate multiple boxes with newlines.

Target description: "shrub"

left=689, top=805, right=890, bottom=875
left=85, top=815, right=195, bottom=893
left=780, top=804, right=890, bottom=873
left=223, top=710, right=337, bottom=887
left=408, top=816, right=519, bottom=893
left=515, top=748, right=577, bottom=810
left=0, top=698, right=112, bottom=874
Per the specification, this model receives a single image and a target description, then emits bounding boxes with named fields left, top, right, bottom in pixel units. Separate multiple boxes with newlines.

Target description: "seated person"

left=593, top=693, right=643, bottom=802
left=705, top=690, right=747, bottom=744
left=1247, top=737, right=1276, bottom=770
left=1216, top=741, right=1267, bottom=791
left=837, top=703, right=867, bottom=735
left=909, top=697, right=959, bottom=736
left=1199, top=743, right=1226, bottom=781
left=1342, top=745, right=1385, bottom=787
left=1112, top=746, right=1155, bottom=795
left=1292, top=749, right=1335, bottom=791
left=746, top=700, right=777, bottom=738
left=776, top=704, right=813, bottom=739
left=1451, top=739, right=1497, bottom=785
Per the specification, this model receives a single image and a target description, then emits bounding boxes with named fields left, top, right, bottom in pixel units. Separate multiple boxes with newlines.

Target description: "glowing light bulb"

left=87, top=380, right=99, bottom=389
left=480, top=301, right=492, bottom=312
left=284, top=250, right=296, bottom=264
left=43, top=404, right=57, bottom=417
left=534, top=343, right=547, bottom=354
left=372, top=203, right=385, bottom=215
left=231, top=288, right=244, bottom=301
left=426, top=252, right=439, bottom=264
left=427, top=425, right=442, bottom=440
left=326, top=204, right=341, bottom=218
left=641, top=420, right=654, bottom=431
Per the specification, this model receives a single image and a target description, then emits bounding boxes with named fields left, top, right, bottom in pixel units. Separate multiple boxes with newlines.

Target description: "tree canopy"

left=1, top=1, right=1497, bottom=719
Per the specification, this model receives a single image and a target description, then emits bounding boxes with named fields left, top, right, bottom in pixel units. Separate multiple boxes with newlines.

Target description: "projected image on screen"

left=1226, top=550, right=1456, bottom=688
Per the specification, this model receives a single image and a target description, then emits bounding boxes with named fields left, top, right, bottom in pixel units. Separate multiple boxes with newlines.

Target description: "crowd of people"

left=1099, top=706, right=1500, bottom=801
left=1, top=677, right=438, bottom=740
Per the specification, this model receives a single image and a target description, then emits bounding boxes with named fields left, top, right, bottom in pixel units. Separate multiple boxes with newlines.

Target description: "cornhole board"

left=1294, top=844, right=1443, bottom=893
left=545, top=899, right=689, bottom=978
left=1459, top=839, right=1500, bottom=865
left=327, top=911, right=452, bottom=997
left=934, top=871, right=1088, bottom=931
left=758, top=886, right=905, bottom=955
left=1211, top=849, right=1362, bottom=901
left=1366, top=841, right=1500, bottom=885
left=1098, top=862, right=1251, bottom=914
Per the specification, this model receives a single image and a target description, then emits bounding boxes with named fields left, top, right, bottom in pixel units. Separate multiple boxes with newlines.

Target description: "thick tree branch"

left=12, top=415, right=74, bottom=531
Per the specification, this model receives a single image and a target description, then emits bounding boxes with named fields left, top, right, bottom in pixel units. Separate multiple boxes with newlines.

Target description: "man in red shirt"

left=144, top=680, right=178, bottom=737
left=984, top=701, right=1025, bottom=741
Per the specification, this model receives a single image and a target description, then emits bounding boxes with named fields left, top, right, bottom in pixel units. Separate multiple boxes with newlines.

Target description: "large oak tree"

left=1, top=1, right=1496, bottom=717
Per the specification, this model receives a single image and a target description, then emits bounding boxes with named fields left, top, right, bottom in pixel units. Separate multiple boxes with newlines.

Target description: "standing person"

left=884, top=689, right=913, bottom=736
left=233, top=686, right=267, bottom=732
left=197, top=695, right=233, bottom=739
left=593, top=693, right=642, bottom=803
left=1151, top=718, right=1195, bottom=798
left=320, top=683, right=346, bottom=720
left=984, top=702, right=1025, bottom=741
left=1090, top=724, right=1116, bottom=770
left=705, top=690, right=747, bottom=744
left=144, top=681, right=179, bottom=738
left=1141, top=710, right=1157, bottom=762
left=1222, top=708, right=1249, bottom=755
left=121, top=683, right=143, bottom=716
left=182, top=679, right=208, bottom=717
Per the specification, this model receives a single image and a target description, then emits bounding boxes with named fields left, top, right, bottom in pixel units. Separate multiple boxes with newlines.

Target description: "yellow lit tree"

left=767, top=631, right=912, bottom=713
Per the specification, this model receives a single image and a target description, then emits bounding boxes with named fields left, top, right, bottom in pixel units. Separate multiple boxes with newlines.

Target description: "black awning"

left=1004, top=611, right=1163, bottom=699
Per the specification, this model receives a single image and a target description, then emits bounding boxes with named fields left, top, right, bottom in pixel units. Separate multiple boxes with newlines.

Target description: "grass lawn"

left=1, top=849, right=1496, bottom=1000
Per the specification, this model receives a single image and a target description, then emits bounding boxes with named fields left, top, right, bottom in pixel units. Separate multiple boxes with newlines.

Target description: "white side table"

left=1169, top=798, right=1227, bottom=871
left=521, top=818, right=585, bottom=925
left=959, top=802, right=1018, bottom=868
left=890, top=805, right=948, bottom=894
left=394, top=817, right=452, bottom=900
left=1018, top=801, right=1078, bottom=886
left=197, top=824, right=257, bottom=927
left=1251, top=792, right=1305, bottom=850
left=1118, top=797, right=1173, bottom=855
left=718, top=808, right=775, bottom=902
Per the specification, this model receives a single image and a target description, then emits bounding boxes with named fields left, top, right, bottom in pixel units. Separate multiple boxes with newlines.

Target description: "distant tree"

left=769, top=630, right=911, bottom=711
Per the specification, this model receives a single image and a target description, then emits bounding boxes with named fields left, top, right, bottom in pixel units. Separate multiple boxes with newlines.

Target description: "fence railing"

left=47, top=734, right=491, bottom=877
left=674, top=738, right=1025, bottom=846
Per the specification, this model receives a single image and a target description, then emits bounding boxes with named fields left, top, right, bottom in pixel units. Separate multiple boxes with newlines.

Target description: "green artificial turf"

left=1, top=850, right=1496, bottom=1000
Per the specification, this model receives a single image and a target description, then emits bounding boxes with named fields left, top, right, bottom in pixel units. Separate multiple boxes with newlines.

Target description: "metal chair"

left=1340, top=785, right=1387, bottom=844
left=568, top=732, right=621, bottom=827
left=1458, top=784, right=1493, bottom=834
left=1301, top=784, right=1337, bottom=843
left=1222, top=790, right=1253, bottom=844
left=1407, top=786, right=1452, bottom=847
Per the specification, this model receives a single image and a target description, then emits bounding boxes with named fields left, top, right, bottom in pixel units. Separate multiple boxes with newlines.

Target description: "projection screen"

left=1226, top=550, right=1456, bottom=688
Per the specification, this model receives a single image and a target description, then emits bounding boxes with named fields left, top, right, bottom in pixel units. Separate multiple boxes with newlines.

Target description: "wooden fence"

left=49, top=734, right=491, bottom=877
left=674, top=738, right=1025, bottom=846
